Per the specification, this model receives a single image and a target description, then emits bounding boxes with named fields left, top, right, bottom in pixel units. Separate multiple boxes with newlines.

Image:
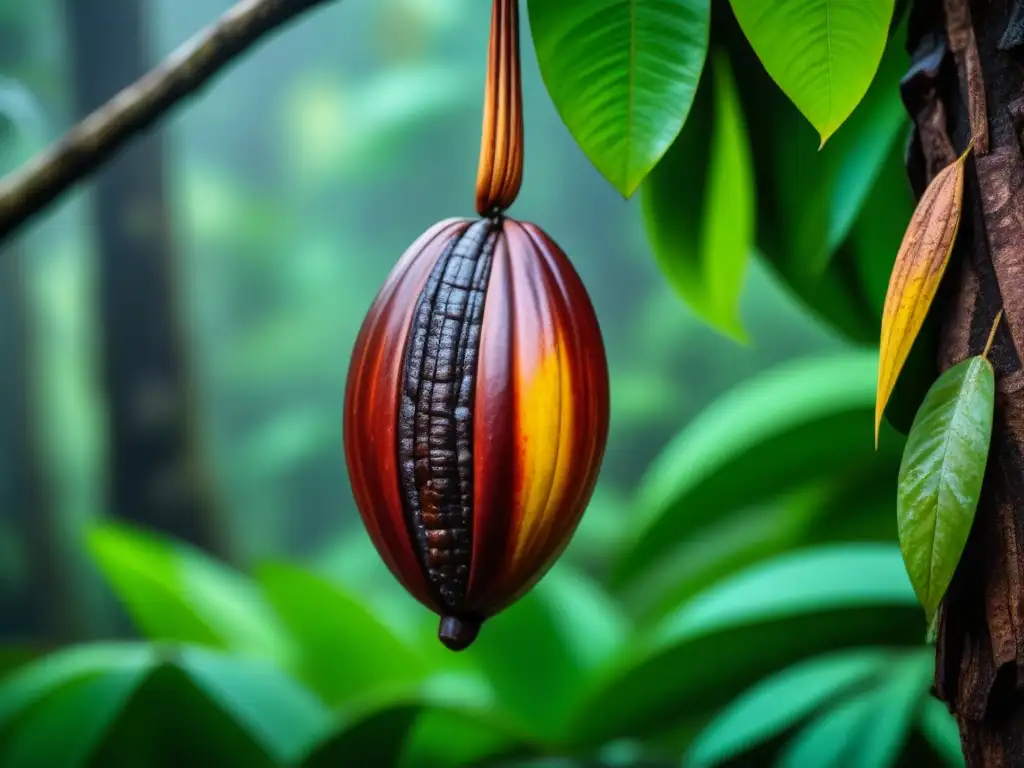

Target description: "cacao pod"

left=344, top=216, right=609, bottom=649
left=343, top=0, right=609, bottom=650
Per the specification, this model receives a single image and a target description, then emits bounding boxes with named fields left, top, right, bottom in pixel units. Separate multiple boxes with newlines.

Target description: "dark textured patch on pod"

left=343, top=216, right=609, bottom=649
left=398, top=219, right=498, bottom=611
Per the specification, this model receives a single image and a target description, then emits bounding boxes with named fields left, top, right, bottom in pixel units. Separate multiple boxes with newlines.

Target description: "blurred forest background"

left=0, top=0, right=961, bottom=766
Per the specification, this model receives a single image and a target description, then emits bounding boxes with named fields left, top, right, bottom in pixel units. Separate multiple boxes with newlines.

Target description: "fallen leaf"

left=875, top=148, right=969, bottom=446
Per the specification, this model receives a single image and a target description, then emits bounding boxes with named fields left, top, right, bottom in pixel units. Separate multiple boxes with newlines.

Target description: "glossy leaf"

left=730, top=0, right=895, bottom=144
left=301, top=704, right=420, bottom=768
left=0, top=643, right=155, bottom=767
left=643, top=50, right=754, bottom=341
left=0, top=643, right=152, bottom=730
left=401, top=705, right=535, bottom=768
left=806, top=31, right=911, bottom=274
left=0, top=668, right=149, bottom=768
left=844, top=651, right=933, bottom=767
left=87, top=524, right=289, bottom=661
left=687, top=649, right=890, bottom=766
left=876, top=151, right=968, bottom=444
left=897, top=356, right=995, bottom=623
left=256, top=562, right=428, bottom=706
left=528, top=0, right=710, bottom=196
left=174, top=647, right=330, bottom=764
left=777, top=692, right=876, bottom=767
left=614, top=351, right=881, bottom=588
left=569, top=545, right=921, bottom=744
left=722, top=10, right=906, bottom=342
left=464, top=564, right=626, bottom=741
left=919, top=697, right=965, bottom=767
left=90, top=648, right=329, bottom=767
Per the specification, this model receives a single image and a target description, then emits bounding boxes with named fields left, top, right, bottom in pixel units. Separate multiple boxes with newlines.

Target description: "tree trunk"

left=63, top=0, right=230, bottom=558
left=907, top=0, right=1024, bottom=764
left=0, top=242, right=78, bottom=642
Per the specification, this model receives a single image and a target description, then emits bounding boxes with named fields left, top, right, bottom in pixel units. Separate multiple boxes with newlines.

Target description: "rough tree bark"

left=64, top=0, right=229, bottom=556
left=906, top=0, right=1024, bottom=764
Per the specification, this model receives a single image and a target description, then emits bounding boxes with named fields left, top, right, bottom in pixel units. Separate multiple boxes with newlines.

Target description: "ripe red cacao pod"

left=343, top=216, right=609, bottom=650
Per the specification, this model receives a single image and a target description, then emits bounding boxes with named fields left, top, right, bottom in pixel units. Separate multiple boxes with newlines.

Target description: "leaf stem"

left=983, top=309, right=1004, bottom=360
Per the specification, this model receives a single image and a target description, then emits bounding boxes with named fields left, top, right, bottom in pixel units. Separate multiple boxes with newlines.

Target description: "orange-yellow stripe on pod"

left=501, top=224, right=581, bottom=595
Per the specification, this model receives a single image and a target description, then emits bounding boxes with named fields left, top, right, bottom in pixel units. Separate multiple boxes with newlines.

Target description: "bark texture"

left=907, top=0, right=1024, bottom=764
left=64, top=0, right=229, bottom=556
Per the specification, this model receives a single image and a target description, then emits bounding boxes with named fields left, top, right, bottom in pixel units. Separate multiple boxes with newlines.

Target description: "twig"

left=0, top=0, right=337, bottom=244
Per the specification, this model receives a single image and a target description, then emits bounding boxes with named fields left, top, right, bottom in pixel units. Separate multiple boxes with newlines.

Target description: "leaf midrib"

left=927, top=363, right=980, bottom=605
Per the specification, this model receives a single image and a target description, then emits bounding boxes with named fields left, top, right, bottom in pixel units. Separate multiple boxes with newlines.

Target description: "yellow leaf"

left=875, top=148, right=970, bottom=447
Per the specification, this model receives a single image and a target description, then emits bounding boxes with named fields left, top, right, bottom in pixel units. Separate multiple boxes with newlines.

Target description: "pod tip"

left=438, top=615, right=481, bottom=651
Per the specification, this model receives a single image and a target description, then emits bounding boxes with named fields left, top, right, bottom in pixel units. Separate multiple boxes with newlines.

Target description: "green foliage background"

left=0, top=0, right=962, bottom=766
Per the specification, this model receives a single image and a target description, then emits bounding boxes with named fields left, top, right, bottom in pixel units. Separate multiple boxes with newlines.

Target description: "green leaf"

left=256, top=562, right=428, bottom=706
left=777, top=691, right=876, bottom=767
left=805, top=32, right=911, bottom=274
left=0, top=644, right=155, bottom=767
left=401, top=705, right=535, bottom=768
left=642, top=50, right=754, bottom=341
left=898, top=356, right=995, bottom=623
left=0, top=643, right=153, bottom=730
left=721, top=14, right=905, bottom=343
left=87, top=524, right=289, bottom=661
left=175, top=647, right=330, bottom=764
left=687, top=649, right=890, bottom=766
left=91, top=648, right=329, bottom=767
left=614, top=351, right=882, bottom=588
left=0, top=668, right=148, bottom=768
left=776, top=651, right=931, bottom=768
left=845, top=651, right=933, bottom=767
left=570, top=545, right=921, bottom=745
left=918, top=697, right=965, bottom=767
left=464, top=565, right=627, bottom=741
left=730, top=0, right=895, bottom=144
left=300, top=703, right=419, bottom=768
left=528, top=0, right=711, bottom=196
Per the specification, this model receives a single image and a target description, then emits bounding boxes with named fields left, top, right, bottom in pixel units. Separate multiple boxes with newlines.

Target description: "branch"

left=0, top=0, right=336, bottom=244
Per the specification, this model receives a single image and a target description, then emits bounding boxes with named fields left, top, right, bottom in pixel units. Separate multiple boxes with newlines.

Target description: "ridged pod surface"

left=343, top=216, right=609, bottom=649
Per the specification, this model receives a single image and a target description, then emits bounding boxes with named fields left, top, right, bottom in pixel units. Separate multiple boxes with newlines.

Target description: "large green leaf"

left=464, top=564, right=627, bottom=742
left=642, top=49, right=754, bottom=341
left=528, top=0, right=711, bottom=196
left=614, top=351, right=883, bottom=588
left=687, top=649, right=890, bottom=766
left=898, top=356, right=995, bottom=623
left=730, top=0, right=895, bottom=144
left=298, top=694, right=534, bottom=768
left=777, top=691, right=877, bottom=767
left=845, top=651, right=933, bottom=767
left=919, top=697, right=965, bottom=767
left=0, top=669, right=149, bottom=768
left=569, top=545, right=921, bottom=744
left=87, top=524, right=290, bottom=661
left=256, top=562, right=429, bottom=706
left=0, top=643, right=152, bottom=729
left=401, top=705, right=535, bottom=768
left=174, top=647, right=330, bottom=764
left=802, top=32, right=910, bottom=274
left=300, top=703, right=419, bottom=768
left=0, top=643, right=326, bottom=767
left=0, top=644, right=155, bottom=768
left=775, top=650, right=931, bottom=767
left=720, top=10, right=906, bottom=343
left=91, top=648, right=329, bottom=767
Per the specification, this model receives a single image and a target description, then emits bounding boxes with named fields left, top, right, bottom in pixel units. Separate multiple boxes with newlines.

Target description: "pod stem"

left=983, top=309, right=1004, bottom=360
left=474, top=0, right=524, bottom=217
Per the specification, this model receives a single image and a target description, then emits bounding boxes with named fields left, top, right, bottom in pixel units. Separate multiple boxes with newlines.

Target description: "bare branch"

left=0, top=0, right=337, bottom=243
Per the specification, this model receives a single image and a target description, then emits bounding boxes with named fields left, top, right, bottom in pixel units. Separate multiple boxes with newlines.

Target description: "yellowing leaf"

left=875, top=150, right=968, bottom=446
